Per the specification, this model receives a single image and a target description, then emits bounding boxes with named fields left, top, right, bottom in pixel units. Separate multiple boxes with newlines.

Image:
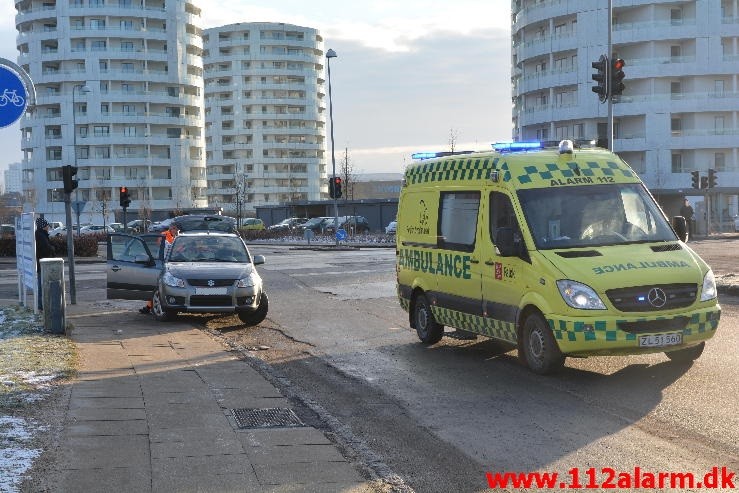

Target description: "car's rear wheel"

left=238, top=292, right=269, bottom=326
left=152, top=289, right=177, bottom=322
left=413, top=293, right=444, bottom=344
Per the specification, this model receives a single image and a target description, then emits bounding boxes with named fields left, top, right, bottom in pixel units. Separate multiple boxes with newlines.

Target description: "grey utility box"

left=39, top=258, right=66, bottom=334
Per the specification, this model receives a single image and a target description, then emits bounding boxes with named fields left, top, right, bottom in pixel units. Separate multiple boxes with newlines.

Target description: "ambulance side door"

left=480, top=191, right=528, bottom=344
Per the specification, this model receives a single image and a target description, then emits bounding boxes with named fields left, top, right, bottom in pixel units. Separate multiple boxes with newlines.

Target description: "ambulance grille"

left=650, top=244, right=682, bottom=252
left=618, top=316, right=689, bottom=334
left=606, top=284, right=697, bottom=312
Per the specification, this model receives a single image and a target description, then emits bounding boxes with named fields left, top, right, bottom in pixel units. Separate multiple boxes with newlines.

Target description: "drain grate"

left=231, top=407, right=305, bottom=429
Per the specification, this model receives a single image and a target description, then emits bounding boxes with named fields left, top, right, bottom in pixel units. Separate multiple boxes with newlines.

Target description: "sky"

left=0, top=0, right=512, bottom=181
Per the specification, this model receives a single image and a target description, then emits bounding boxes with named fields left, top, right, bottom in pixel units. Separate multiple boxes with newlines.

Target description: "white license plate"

left=194, top=287, right=227, bottom=295
left=638, top=332, right=683, bottom=348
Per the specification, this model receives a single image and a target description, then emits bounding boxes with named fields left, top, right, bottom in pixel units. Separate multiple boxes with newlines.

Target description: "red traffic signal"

left=119, top=186, right=131, bottom=208
left=328, top=176, right=343, bottom=199
left=610, top=58, right=625, bottom=97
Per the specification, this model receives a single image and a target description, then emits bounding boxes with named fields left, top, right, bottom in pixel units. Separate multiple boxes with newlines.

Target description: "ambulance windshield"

left=518, top=183, right=677, bottom=249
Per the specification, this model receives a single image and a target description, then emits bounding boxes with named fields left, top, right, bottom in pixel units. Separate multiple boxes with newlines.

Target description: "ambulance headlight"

left=700, top=270, right=717, bottom=301
left=556, top=280, right=606, bottom=310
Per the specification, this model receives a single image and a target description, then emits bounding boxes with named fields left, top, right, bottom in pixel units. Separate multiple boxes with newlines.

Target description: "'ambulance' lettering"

left=593, top=260, right=690, bottom=275
left=398, top=248, right=472, bottom=279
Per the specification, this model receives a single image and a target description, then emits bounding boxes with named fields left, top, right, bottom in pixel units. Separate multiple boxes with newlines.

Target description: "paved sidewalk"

left=55, top=301, right=375, bottom=492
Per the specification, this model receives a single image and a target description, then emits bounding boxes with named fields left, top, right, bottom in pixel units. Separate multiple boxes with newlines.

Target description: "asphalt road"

left=0, top=239, right=736, bottom=492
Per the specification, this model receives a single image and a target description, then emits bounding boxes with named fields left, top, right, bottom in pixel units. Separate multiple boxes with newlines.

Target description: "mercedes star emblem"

left=647, top=287, right=667, bottom=308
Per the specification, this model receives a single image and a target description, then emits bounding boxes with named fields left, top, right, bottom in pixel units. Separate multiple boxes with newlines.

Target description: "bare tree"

left=448, top=127, right=459, bottom=153
left=137, top=176, right=151, bottom=223
left=340, top=147, right=358, bottom=201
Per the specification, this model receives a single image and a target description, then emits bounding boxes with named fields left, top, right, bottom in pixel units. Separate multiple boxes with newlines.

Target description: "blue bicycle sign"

left=0, top=65, right=29, bottom=128
left=0, top=89, right=24, bottom=107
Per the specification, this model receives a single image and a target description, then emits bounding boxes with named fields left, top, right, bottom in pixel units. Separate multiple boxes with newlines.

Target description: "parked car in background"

left=49, top=224, right=92, bottom=237
left=79, top=225, right=115, bottom=236
left=324, top=216, right=368, bottom=234
left=735, top=215, right=739, bottom=232
left=0, top=224, right=15, bottom=236
left=48, top=221, right=64, bottom=230
left=242, top=218, right=265, bottom=230
left=126, top=219, right=152, bottom=233
left=267, top=217, right=307, bottom=233
left=109, top=223, right=124, bottom=232
left=385, top=220, right=397, bottom=235
left=148, top=218, right=174, bottom=233
left=298, top=217, right=333, bottom=234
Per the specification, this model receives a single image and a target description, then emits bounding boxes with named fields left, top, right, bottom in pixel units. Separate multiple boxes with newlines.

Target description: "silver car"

left=106, top=231, right=268, bottom=325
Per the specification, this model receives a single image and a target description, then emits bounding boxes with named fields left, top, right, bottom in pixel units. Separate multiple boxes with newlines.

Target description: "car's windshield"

left=518, top=183, right=676, bottom=249
left=168, top=235, right=249, bottom=263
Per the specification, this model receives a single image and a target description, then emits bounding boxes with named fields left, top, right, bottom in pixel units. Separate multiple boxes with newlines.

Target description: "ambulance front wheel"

left=413, top=294, right=444, bottom=344
left=665, top=341, right=704, bottom=363
left=521, top=312, right=565, bottom=375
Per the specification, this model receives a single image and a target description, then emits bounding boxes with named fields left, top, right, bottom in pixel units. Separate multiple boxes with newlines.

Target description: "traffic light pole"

left=326, top=49, right=339, bottom=247
left=607, top=0, right=614, bottom=151
left=64, top=192, right=77, bottom=305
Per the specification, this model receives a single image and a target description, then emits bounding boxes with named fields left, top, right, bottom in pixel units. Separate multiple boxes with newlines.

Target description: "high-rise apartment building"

left=15, top=0, right=207, bottom=224
left=203, top=22, right=327, bottom=216
left=3, top=163, right=23, bottom=194
left=512, top=0, right=739, bottom=224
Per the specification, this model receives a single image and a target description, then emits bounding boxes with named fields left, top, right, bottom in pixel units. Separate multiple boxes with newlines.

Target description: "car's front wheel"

left=238, top=292, right=268, bottom=326
left=521, top=311, right=565, bottom=375
left=152, top=289, right=177, bottom=322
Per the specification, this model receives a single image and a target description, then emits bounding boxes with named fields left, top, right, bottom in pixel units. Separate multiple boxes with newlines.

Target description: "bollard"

left=40, top=258, right=66, bottom=334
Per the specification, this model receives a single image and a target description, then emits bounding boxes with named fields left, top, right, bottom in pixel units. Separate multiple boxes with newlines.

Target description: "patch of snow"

left=0, top=416, right=42, bottom=493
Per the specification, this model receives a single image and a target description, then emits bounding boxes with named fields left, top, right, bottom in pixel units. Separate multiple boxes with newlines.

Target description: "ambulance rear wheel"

left=413, top=294, right=443, bottom=344
left=522, top=312, right=564, bottom=375
left=665, top=342, right=704, bottom=363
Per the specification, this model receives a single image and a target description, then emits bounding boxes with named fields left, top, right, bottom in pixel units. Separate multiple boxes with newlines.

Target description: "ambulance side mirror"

left=672, top=216, right=688, bottom=242
left=495, top=227, right=519, bottom=257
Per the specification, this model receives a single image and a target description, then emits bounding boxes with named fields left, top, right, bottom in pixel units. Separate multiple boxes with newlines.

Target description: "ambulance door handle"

left=470, top=257, right=480, bottom=264
left=484, top=259, right=495, bottom=265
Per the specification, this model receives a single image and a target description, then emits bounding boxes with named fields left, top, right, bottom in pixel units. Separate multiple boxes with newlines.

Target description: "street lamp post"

left=326, top=48, right=339, bottom=247
left=66, top=84, right=90, bottom=304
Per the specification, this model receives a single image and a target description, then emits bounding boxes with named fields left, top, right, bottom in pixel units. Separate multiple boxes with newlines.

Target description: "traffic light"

left=119, top=186, right=131, bottom=208
left=708, top=168, right=717, bottom=188
left=62, top=165, right=78, bottom=194
left=610, top=58, right=625, bottom=97
left=591, top=54, right=608, bottom=103
left=328, top=176, right=342, bottom=199
left=700, top=176, right=708, bottom=190
left=690, top=170, right=700, bottom=189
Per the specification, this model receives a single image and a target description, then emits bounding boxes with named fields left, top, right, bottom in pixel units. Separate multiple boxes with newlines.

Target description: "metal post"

left=326, top=49, right=339, bottom=246
left=607, top=0, right=614, bottom=151
left=64, top=192, right=76, bottom=304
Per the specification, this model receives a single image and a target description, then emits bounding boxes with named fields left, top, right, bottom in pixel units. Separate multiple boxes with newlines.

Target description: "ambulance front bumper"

left=550, top=305, right=721, bottom=356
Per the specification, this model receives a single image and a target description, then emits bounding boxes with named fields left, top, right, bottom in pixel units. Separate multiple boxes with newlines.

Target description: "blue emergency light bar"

left=411, top=152, right=439, bottom=160
left=492, top=141, right=542, bottom=152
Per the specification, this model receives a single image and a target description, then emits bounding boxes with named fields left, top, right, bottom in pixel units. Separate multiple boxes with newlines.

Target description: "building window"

left=121, top=41, right=134, bottom=52
left=93, top=125, right=109, bottom=137
left=91, top=40, right=106, bottom=51
left=715, top=153, right=726, bottom=171
left=671, top=117, right=682, bottom=135
left=671, top=154, right=683, bottom=173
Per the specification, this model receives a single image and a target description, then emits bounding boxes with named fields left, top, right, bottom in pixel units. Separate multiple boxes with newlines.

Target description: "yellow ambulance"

left=396, top=140, right=721, bottom=374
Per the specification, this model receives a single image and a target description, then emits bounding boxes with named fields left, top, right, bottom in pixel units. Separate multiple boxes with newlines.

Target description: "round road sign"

left=0, top=65, right=28, bottom=128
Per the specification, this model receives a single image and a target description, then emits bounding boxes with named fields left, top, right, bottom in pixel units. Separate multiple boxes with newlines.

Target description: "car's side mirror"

left=252, top=254, right=265, bottom=265
left=672, top=216, right=688, bottom=242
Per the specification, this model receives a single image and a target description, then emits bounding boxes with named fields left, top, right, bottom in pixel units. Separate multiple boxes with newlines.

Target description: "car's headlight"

left=236, top=272, right=260, bottom=288
left=162, top=271, right=185, bottom=288
left=700, top=270, right=717, bottom=301
left=556, top=280, right=607, bottom=310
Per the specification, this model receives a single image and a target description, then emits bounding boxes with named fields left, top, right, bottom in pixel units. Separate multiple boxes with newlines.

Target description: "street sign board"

left=336, top=228, right=347, bottom=241
left=0, top=65, right=28, bottom=128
